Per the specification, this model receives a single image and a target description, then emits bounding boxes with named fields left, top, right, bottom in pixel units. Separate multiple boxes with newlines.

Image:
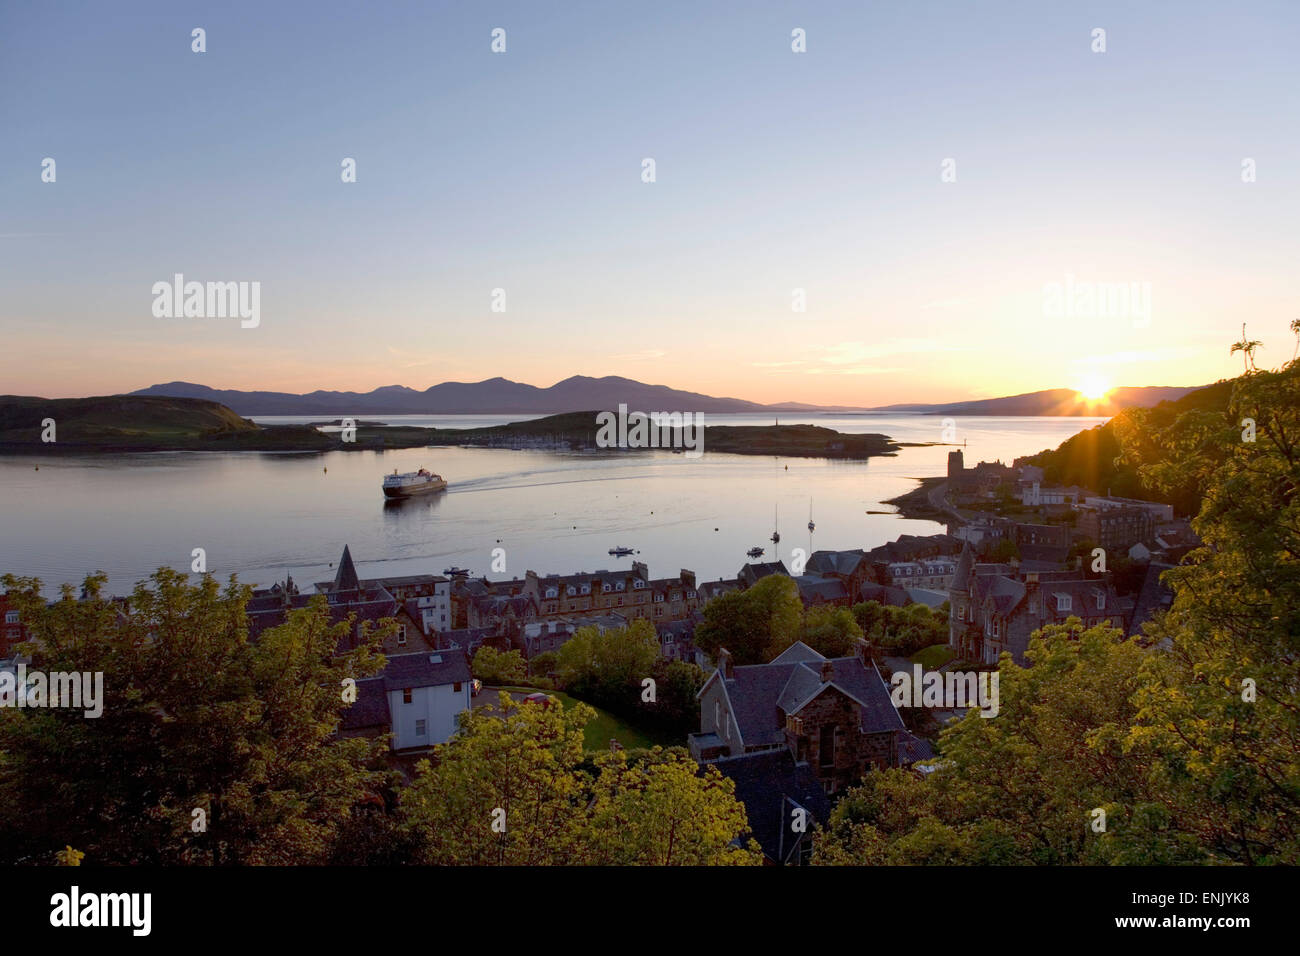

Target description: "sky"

left=2, top=0, right=1298, bottom=406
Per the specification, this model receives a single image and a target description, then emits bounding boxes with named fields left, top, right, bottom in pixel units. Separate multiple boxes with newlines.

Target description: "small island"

left=0, top=398, right=907, bottom=460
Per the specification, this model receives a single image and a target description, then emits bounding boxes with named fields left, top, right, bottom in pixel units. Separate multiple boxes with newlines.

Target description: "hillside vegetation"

left=1023, top=378, right=1236, bottom=515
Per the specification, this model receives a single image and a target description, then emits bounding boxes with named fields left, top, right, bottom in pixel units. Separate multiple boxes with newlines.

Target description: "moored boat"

left=382, top=468, right=447, bottom=498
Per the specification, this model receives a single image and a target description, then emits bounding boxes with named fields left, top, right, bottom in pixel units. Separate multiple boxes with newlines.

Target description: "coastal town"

left=0, top=446, right=1198, bottom=865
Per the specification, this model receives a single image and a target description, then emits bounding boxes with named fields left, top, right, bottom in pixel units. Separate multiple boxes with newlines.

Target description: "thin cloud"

left=609, top=349, right=666, bottom=361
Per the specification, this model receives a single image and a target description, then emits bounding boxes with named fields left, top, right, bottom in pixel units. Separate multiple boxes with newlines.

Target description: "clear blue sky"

left=3, top=0, right=1297, bottom=404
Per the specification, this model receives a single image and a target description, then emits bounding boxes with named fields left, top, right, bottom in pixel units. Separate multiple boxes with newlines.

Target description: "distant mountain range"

left=127, top=377, right=1206, bottom=417
left=871, top=386, right=1204, bottom=417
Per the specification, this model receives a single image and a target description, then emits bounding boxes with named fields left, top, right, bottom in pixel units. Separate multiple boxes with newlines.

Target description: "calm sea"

left=0, top=414, right=1105, bottom=597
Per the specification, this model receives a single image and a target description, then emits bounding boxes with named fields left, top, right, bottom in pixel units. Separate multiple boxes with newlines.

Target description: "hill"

left=423, top=411, right=902, bottom=459
left=873, top=385, right=1205, bottom=417
left=129, top=376, right=1206, bottom=418
left=0, top=395, right=430, bottom=452
left=130, top=376, right=776, bottom=415
left=1022, top=378, right=1237, bottom=514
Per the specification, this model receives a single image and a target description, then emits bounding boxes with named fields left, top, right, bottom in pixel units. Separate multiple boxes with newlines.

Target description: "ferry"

left=747, top=547, right=765, bottom=559
left=382, top=468, right=447, bottom=499
left=608, top=546, right=635, bottom=556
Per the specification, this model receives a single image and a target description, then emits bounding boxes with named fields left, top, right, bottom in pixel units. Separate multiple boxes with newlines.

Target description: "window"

left=403, top=688, right=413, bottom=704
left=1056, top=593, right=1071, bottom=612
left=454, top=682, right=462, bottom=692
left=415, top=719, right=426, bottom=737
left=819, top=724, right=835, bottom=768
left=396, top=624, right=407, bottom=645
left=4, top=611, right=17, bottom=625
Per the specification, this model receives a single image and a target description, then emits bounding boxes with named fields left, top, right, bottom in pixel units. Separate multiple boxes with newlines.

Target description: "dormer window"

left=1056, top=593, right=1071, bottom=612
left=545, top=587, right=558, bottom=599
left=633, top=580, right=645, bottom=589
left=615, top=581, right=626, bottom=592
left=580, top=584, right=590, bottom=595
left=1095, top=591, right=1105, bottom=610
left=602, top=583, right=611, bottom=593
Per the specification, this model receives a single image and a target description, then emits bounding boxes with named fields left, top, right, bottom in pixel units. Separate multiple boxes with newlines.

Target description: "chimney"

left=820, top=660, right=834, bottom=682
left=718, top=648, right=734, bottom=679
left=855, top=638, right=872, bottom=666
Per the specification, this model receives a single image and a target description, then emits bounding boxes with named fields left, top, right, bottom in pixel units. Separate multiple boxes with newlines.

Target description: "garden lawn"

left=910, top=644, right=955, bottom=669
left=487, top=686, right=676, bottom=752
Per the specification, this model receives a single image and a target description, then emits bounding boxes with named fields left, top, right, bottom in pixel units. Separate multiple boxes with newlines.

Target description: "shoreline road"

left=927, top=480, right=968, bottom=525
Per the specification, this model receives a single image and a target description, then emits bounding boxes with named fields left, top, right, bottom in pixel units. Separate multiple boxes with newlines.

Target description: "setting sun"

left=1076, top=375, right=1112, bottom=401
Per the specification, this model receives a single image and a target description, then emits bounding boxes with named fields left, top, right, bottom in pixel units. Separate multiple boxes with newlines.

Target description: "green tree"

left=1121, top=360, right=1300, bottom=863
left=529, top=650, right=558, bottom=677
left=471, top=646, right=527, bottom=685
left=815, top=622, right=1205, bottom=865
left=796, top=605, right=864, bottom=658
left=0, top=569, right=389, bottom=865
left=582, top=749, right=761, bottom=865
left=987, top=538, right=1021, bottom=562
left=401, top=694, right=759, bottom=865
left=694, top=574, right=801, bottom=665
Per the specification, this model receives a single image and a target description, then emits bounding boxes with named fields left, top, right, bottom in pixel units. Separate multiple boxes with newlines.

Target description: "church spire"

left=334, top=545, right=360, bottom=592
left=952, top=541, right=974, bottom=592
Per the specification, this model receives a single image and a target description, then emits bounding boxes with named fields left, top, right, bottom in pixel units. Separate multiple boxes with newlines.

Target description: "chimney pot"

left=718, top=648, right=734, bottom=679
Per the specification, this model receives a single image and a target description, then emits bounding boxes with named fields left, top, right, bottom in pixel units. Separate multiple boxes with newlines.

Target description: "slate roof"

left=739, top=561, right=789, bottom=586
left=437, top=626, right=497, bottom=654
left=1018, top=544, right=1071, bottom=564
left=899, top=731, right=935, bottom=765
left=708, top=749, right=831, bottom=865
left=380, top=649, right=471, bottom=690
left=905, top=588, right=948, bottom=609
left=334, top=545, right=360, bottom=592
left=1128, top=561, right=1176, bottom=638
left=340, top=677, right=390, bottom=731
left=719, top=654, right=905, bottom=749
left=806, top=549, right=867, bottom=576
left=792, top=574, right=848, bottom=604
left=244, top=586, right=401, bottom=652
left=770, top=641, right=824, bottom=664
left=858, top=582, right=911, bottom=607
left=953, top=543, right=974, bottom=588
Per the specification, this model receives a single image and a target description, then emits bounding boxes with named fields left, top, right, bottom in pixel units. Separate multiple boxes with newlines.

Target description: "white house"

left=411, top=579, right=452, bottom=634
left=341, top=649, right=472, bottom=750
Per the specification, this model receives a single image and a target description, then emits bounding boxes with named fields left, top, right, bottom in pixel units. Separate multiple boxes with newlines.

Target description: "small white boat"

left=382, top=468, right=447, bottom=499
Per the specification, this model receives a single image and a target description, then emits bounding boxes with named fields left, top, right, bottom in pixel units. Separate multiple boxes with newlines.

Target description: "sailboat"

left=807, top=499, right=815, bottom=534
left=771, top=505, right=780, bottom=546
